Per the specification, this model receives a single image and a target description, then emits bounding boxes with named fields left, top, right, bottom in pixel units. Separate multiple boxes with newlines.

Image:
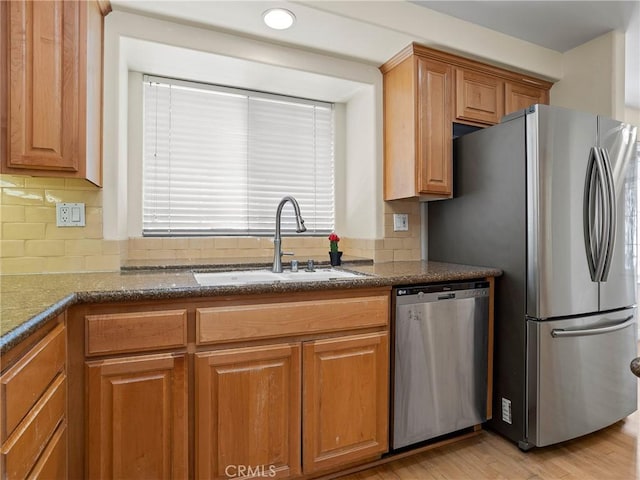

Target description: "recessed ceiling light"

left=263, top=8, right=296, bottom=30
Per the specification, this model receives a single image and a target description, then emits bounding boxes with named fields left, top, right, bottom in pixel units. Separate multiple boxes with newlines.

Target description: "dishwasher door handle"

left=437, top=293, right=456, bottom=300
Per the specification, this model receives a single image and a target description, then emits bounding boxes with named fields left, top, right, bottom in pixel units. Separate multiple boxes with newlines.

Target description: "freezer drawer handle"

left=550, top=316, right=634, bottom=338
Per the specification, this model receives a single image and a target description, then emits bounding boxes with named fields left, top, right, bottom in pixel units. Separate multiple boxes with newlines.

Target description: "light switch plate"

left=393, top=213, right=409, bottom=231
left=56, top=202, right=85, bottom=227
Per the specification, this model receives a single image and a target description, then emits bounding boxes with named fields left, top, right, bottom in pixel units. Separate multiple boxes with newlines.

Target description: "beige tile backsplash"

left=0, top=175, right=120, bottom=274
left=1, top=174, right=422, bottom=274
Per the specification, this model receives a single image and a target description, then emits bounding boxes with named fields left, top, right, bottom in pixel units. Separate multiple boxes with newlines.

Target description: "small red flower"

left=328, top=233, right=340, bottom=252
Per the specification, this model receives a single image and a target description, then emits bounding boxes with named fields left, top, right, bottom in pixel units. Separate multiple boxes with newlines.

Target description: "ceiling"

left=110, top=0, right=640, bottom=107
left=413, top=1, right=639, bottom=53
left=111, top=0, right=639, bottom=57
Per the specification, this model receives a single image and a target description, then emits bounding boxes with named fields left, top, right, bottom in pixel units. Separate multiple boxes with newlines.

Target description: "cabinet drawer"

left=0, top=373, right=66, bottom=480
left=86, top=309, right=188, bottom=356
left=0, top=324, right=65, bottom=441
left=25, top=423, right=67, bottom=480
left=197, top=294, right=389, bottom=344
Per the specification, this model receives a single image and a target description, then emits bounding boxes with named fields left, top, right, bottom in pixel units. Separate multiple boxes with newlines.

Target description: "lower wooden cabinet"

left=195, top=332, right=389, bottom=479
left=0, top=320, right=66, bottom=480
left=196, top=343, right=302, bottom=479
left=75, top=289, right=391, bottom=479
left=26, top=423, right=67, bottom=479
left=86, top=353, right=188, bottom=479
left=303, top=332, right=389, bottom=474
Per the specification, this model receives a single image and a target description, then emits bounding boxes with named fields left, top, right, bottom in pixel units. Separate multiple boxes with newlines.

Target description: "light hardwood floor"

left=342, top=405, right=639, bottom=479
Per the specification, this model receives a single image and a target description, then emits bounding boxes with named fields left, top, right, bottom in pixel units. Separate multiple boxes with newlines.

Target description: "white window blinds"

left=142, top=75, right=335, bottom=236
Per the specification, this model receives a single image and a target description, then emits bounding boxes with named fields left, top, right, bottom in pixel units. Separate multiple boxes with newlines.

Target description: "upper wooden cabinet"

left=381, top=43, right=553, bottom=201
left=417, top=58, right=453, bottom=197
left=455, top=68, right=504, bottom=125
left=1, top=0, right=107, bottom=185
left=505, top=81, right=550, bottom=115
left=381, top=53, right=453, bottom=200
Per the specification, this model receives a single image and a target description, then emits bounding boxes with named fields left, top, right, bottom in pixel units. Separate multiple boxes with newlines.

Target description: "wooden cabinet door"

left=3, top=0, right=103, bottom=184
left=7, top=0, right=80, bottom=172
left=86, top=353, right=188, bottom=480
left=505, top=82, right=549, bottom=115
left=417, top=57, right=453, bottom=196
left=196, top=343, right=301, bottom=480
left=303, top=332, right=389, bottom=474
left=1, top=0, right=7, bottom=165
left=455, top=69, right=504, bottom=125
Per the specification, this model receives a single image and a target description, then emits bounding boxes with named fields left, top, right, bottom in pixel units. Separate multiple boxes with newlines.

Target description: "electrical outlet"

left=59, top=205, right=70, bottom=224
left=56, top=203, right=85, bottom=227
left=393, top=213, right=409, bottom=232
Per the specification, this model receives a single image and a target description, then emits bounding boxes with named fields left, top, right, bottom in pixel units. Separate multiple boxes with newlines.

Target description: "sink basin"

left=193, top=268, right=364, bottom=286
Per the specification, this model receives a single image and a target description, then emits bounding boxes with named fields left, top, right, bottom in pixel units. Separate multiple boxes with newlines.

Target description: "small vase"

left=329, top=251, right=343, bottom=266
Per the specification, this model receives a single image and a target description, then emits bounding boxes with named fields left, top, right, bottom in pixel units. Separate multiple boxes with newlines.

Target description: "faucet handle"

left=282, top=251, right=295, bottom=256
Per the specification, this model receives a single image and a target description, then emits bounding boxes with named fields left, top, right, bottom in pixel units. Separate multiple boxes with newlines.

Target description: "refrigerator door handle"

left=550, top=315, right=634, bottom=338
left=583, top=147, right=608, bottom=282
left=583, top=149, right=597, bottom=280
left=599, top=147, right=617, bottom=281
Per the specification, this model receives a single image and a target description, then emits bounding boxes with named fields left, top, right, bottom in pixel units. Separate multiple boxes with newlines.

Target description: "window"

left=142, top=75, right=335, bottom=236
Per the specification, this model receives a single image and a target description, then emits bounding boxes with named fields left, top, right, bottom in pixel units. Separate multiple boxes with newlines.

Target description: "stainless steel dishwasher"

left=392, top=281, right=490, bottom=449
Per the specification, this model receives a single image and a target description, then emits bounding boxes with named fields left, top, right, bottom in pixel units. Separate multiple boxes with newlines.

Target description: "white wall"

left=103, top=11, right=382, bottom=240
left=344, top=85, right=382, bottom=239
left=551, top=31, right=626, bottom=119
left=104, top=6, right=628, bottom=244
left=126, top=71, right=143, bottom=236
left=102, top=21, right=125, bottom=240
left=625, top=107, right=640, bottom=127
left=625, top=4, right=640, bottom=110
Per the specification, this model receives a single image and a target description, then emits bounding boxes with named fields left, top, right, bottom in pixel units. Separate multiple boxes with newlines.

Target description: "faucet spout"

left=273, top=196, right=306, bottom=273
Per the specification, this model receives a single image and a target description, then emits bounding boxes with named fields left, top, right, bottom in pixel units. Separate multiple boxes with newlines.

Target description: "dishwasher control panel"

left=395, top=281, right=489, bottom=306
left=396, top=281, right=490, bottom=297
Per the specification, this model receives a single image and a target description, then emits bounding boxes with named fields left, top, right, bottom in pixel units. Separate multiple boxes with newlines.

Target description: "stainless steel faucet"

left=272, top=196, right=307, bottom=273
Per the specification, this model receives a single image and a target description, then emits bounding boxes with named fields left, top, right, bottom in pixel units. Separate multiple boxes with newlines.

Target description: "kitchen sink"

left=193, top=268, right=365, bottom=286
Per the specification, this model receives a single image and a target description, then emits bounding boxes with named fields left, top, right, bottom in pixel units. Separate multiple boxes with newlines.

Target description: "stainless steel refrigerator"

left=428, top=104, right=639, bottom=450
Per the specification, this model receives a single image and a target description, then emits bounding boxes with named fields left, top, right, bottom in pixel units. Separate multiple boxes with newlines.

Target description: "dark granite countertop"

left=0, top=260, right=501, bottom=354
